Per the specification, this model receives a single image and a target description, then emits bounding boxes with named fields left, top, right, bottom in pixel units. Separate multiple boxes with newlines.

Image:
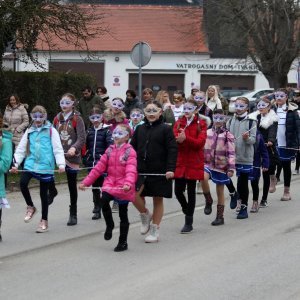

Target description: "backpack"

left=53, top=114, right=87, bottom=156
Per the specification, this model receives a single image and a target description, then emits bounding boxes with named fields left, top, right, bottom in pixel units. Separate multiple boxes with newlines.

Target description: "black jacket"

left=130, top=117, right=178, bottom=174
left=256, top=110, right=278, bottom=144
left=123, top=98, right=143, bottom=118
left=84, top=124, right=112, bottom=167
left=274, top=103, right=300, bottom=148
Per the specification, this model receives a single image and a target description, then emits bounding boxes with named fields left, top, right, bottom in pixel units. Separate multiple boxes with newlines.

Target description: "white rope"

left=138, top=173, right=167, bottom=176
left=277, top=146, right=300, bottom=151
left=235, top=126, right=257, bottom=140
left=84, top=187, right=124, bottom=190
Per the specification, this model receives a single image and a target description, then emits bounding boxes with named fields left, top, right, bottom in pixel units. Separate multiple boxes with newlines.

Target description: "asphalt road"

left=1, top=175, right=300, bottom=300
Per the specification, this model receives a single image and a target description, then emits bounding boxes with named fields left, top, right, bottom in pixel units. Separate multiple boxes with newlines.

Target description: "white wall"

left=17, top=51, right=300, bottom=97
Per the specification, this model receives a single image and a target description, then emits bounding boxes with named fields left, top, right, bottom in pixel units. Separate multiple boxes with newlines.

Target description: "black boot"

left=211, top=205, right=225, bottom=226
left=67, top=205, right=77, bottom=226
left=48, top=182, right=58, bottom=205
left=92, top=206, right=101, bottom=220
left=114, top=223, right=129, bottom=252
left=103, top=210, right=115, bottom=240
left=204, top=192, right=213, bottom=215
left=180, top=216, right=193, bottom=234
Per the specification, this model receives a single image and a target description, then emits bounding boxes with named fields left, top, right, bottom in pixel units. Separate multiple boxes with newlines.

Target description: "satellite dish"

left=130, top=42, right=152, bottom=67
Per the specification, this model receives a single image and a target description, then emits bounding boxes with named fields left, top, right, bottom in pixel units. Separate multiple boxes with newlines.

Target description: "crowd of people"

left=0, top=84, right=300, bottom=253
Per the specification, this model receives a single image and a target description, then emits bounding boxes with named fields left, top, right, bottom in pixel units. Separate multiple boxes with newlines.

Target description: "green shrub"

left=0, top=71, right=97, bottom=120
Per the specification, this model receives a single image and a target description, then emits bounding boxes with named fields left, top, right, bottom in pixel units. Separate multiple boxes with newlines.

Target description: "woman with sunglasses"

left=274, top=88, right=300, bottom=201
left=103, top=97, right=130, bottom=213
left=50, top=93, right=86, bottom=226
left=131, top=101, right=178, bottom=243
left=84, top=106, right=112, bottom=220
left=173, top=99, right=207, bottom=233
left=227, top=97, right=257, bottom=219
left=11, top=106, right=65, bottom=233
left=202, top=109, right=235, bottom=225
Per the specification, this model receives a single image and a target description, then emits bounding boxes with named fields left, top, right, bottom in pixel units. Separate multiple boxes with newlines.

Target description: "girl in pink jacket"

left=79, top=124, right=137, bottom=252
left=202, top=109, right=236, bottom=226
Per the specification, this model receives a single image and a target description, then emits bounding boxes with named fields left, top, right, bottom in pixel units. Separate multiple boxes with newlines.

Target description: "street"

left=1, top=176, right=300, bottom=300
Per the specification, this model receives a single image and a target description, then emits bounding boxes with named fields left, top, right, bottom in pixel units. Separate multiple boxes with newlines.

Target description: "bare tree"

left=0, top=0, right=109, bottom=71
left=204, top=0, right=300, bottom=88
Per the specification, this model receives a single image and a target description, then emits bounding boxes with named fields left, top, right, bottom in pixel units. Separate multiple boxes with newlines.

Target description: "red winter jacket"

left=173, top=114, right=207, bottom=180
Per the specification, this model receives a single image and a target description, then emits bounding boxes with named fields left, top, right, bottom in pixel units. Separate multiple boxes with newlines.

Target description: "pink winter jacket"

left=82, top=143, right=137, bottom=202
left=204, top=127, right=235, bottom=173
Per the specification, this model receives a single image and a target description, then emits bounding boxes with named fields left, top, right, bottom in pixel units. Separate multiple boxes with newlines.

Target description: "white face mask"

left=111, top=99, right=125, bottom=110
left=112, top=128, right=129, bottom=140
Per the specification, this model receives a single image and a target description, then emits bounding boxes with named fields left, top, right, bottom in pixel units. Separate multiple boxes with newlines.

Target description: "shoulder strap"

left=53, top=116, right=59, bottom=127
left=72, top=114, right=77, bottom=129
left=123, top=147, right=131, bottom=161
left=249, top=119, right=253, bottom=130
left=106, top=145, right=114, bottom=159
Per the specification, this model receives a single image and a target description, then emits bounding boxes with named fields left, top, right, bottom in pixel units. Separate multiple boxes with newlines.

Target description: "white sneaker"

left=24, top=206, right=37, bottom=223
left=36, top=220, right=48, bottom=233
left=293, top=170, right=299, bottom=175
left=145, top=224, right=159, bottom=243
left=140, top=210, right=152, bottom=235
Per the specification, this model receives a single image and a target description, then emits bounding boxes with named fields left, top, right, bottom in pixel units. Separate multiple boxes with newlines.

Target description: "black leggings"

left=226, top=178, right=236, bottom=194
left=281, top=160, right=292, bottom=187
left=251, top=171, right=271, bottom=201
left=20, top=172, right=50, bottom=220
left=49, top=169, right=78, bottom=210
left=296, top=152, right=300, bottom=171
left=101, top=192, right=129, bottom=225
left=237, top=173, right=249, bottom=206
left=175, top=178, right=197, bottom=216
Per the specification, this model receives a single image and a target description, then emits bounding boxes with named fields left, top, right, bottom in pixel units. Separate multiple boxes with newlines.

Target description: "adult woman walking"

left=3, top=94, right=29, bottom=148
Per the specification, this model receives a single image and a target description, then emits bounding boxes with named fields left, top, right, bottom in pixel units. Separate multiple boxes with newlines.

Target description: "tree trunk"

left=264, top=73, right=288, bottom=89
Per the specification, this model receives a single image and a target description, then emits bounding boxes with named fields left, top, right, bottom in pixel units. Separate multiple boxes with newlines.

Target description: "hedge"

left=0, top=71, right=97, bottom=120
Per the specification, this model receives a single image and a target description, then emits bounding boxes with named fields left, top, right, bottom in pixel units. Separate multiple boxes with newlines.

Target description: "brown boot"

left=211, top=205, right=224, bottom=226
left=204, top=192, right=213, bottom=215
left=269, top=175, right=277, bottom=193
left=281, top=187, right=291, bottom=201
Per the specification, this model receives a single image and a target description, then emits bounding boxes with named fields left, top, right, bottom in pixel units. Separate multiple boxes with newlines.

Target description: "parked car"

left=228, top=88, right=274, bottom=113
left=221, top=89, right=249, bottom=101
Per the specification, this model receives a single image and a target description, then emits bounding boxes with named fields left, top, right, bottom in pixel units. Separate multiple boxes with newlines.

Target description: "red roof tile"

left=36, top=5, right=208, bottom=53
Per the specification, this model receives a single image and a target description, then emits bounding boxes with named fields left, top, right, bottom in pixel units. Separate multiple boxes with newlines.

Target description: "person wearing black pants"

left=175, top=179, right=197, bottom=217
left=51, top=93, right=86, bottom=226
left=274, top=88, right=300, bottom=201
left=20, top=172, right=51, bottom=223
left=227, top=97, right=257, bottom=219
left=173, top=99, right=207, bottom=234
left=12, top=105, right=65, bottom=233
left=100, top=192, right=129, bottom=252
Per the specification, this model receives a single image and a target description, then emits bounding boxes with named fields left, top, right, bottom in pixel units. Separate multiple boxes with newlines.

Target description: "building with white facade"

left=11, top=4, right=300, bottom=98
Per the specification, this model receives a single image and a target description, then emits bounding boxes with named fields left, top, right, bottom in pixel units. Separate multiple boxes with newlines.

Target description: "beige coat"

left=3, top=104, right=29, bottom=147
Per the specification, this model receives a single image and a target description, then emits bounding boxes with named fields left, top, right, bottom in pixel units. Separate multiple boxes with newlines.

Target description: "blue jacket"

left=24, top=122, right=55, bottom=173
left=251, top=132, right=269, bottom=180
left=0, top=131, right=13, bottom=198
left=84, top=124, right=112, bottom=167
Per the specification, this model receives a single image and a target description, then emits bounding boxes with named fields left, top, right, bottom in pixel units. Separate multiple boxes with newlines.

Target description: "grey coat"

left=227, top=114, right=257, bottom=165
